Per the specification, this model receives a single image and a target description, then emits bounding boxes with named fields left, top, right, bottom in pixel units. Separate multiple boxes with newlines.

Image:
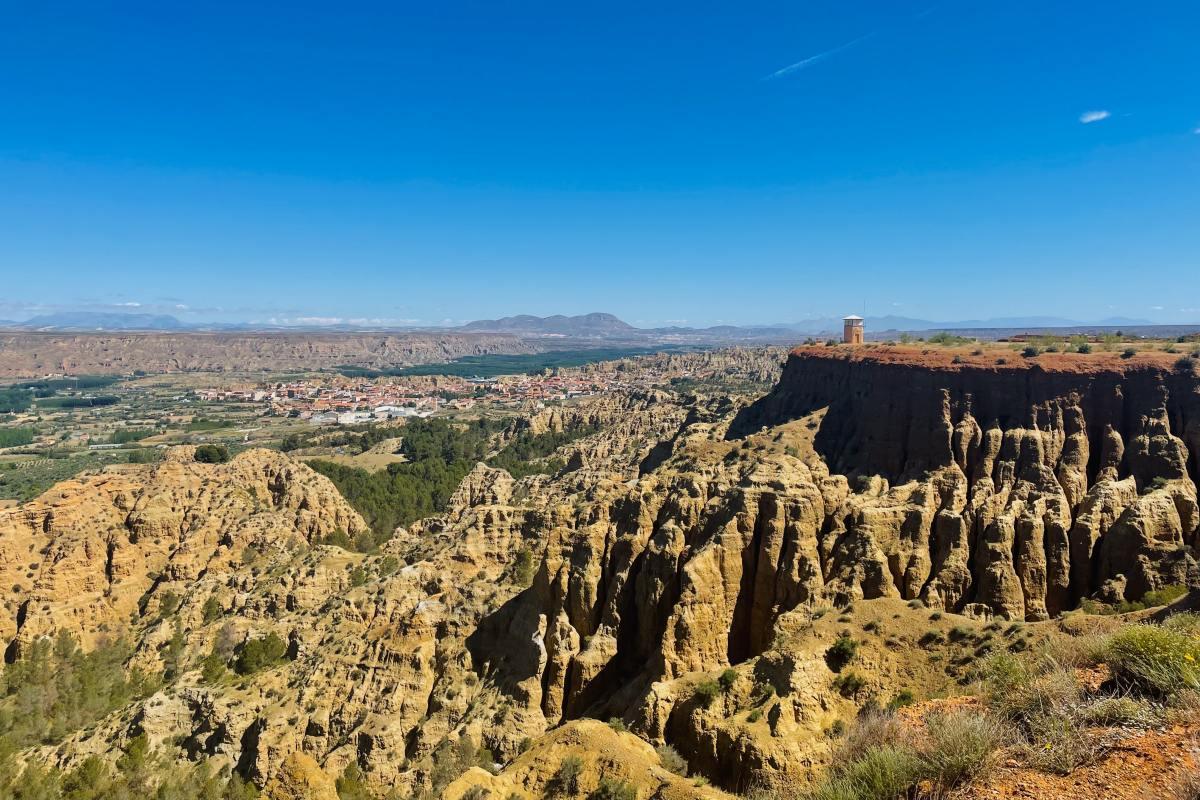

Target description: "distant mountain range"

left=460, top=313, right=635, bottom=335
left=18, top=312, right=188, bottom=330
left=0, top=310, right=1183, bottom=339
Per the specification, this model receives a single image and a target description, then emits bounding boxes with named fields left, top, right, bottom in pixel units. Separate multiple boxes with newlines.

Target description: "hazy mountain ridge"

left=460, top=312, right=635, bottom=335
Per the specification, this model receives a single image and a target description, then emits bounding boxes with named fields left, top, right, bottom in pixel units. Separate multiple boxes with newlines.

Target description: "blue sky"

left=1, top=1, right=1198, bottom=327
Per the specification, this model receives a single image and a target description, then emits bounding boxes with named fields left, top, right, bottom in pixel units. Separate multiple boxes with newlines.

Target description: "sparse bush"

left=1079, top=695, right=1159, bottom=727
left=719, top=668, right=738, bottom=692
left=1121, top=347, right=1138, bottom=359
left=656, top=744, right=688, bottom=776
left=158, top=590, right=181, bottom=617
left=830, top=745, right=924, bottom=800
left=1022, top=346, right=1040, bottom=358
left=607, top=717, right=627, bottom=732
left=551, top=756, right=584, bottom=796
left=886, top=689, right=915, bottom=711
left=920, top=708, right=1012, bottom=787
left=1076, top=342, right=1092, bottom=353
left=1164, top=612, right=1200, bottom=636
left=590, top=778, right=636, bottom=800
left=832, top=670, right=866, bottom=698
left=1022, top=713, right=1099, bottom=774
left=982, top=653, right=1081, bottom=724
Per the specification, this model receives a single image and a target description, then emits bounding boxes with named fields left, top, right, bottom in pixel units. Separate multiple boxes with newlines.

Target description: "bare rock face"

left=0, top=448, right=369, bottom=652
left=729, top=349, right=1200, bottom=619
left=262, top=752, right=339, bottom=800
left=443, top=719, right=723, bottom=800
left=5, top=352, right=1198, bottom=797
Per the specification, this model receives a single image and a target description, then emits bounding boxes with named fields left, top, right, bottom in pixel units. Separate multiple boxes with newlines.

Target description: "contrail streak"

left=764, top=32, right=875, bottom=79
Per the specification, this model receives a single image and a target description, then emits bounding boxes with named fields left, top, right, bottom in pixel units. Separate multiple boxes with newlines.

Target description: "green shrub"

left=158, top=590, right=181, bottom=617
left=1121, top=347, right=1137, bottom=359
left=589, top=778, right=636, bottom=800
left=201, top=595, right=222, bottom=623
left=337, top=762, right=372, bottom=800
left=836, top=745, right=924, bottom=800
left=832, top=670, right=866, bottom=699
left=919, top=630, right=944, bottom=648
left=607, top=717, right=627, bottom=732
left=825, top=635, right=859, bottom=672
left=200, top=650, right=226, bottom=683
left=1142, top=584, right=1188, bottom=607
left=1104, top=623, right=1200, bottom=696
left=718, top=668, right=738, bottom=692
left=694, top=680, right=721, bottom=706
left=512, top=547, right=536, bottom=586
left=234, top=631, right=288, bottom=675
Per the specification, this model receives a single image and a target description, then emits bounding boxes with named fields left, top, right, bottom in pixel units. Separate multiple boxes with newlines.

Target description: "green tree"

left=194, top=444, right=230, bottom=464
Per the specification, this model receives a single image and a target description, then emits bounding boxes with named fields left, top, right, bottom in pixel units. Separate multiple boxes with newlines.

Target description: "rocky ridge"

left=0, top=331, right=539, bottom=377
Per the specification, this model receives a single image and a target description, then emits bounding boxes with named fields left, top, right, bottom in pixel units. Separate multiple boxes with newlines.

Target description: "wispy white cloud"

left=765, top=32, right=875, bottom=80
left=1079, top=110, right=1110, bottom=124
